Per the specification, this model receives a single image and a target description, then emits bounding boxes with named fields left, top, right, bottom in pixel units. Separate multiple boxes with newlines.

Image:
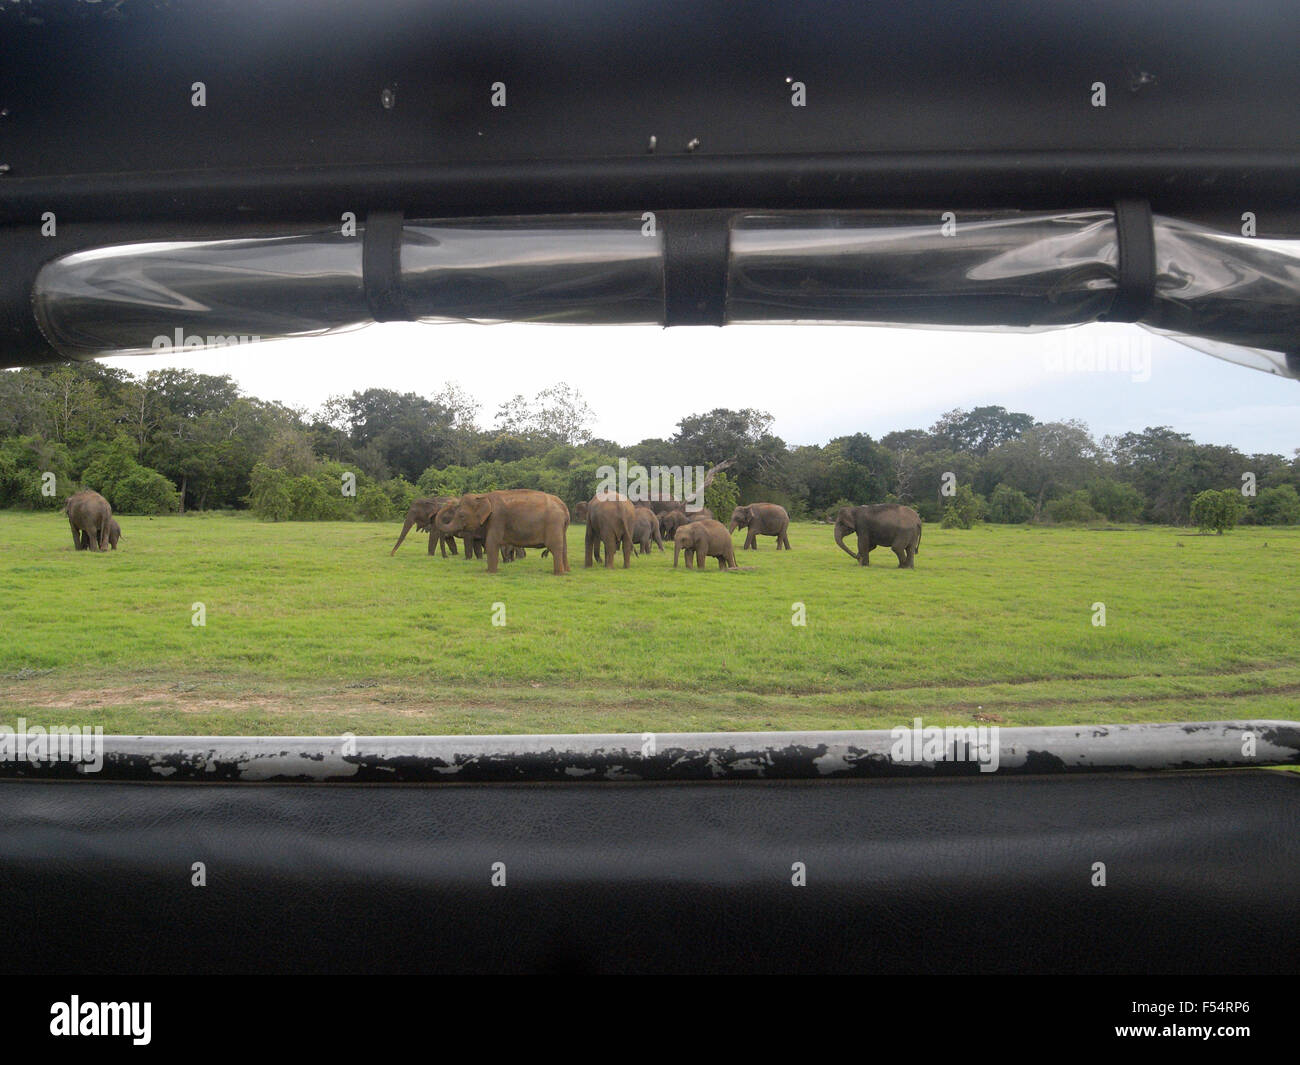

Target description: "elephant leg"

left=585, top=527, right=596, bottom=567
left=781, top=529, right=791, bottom=549
left=70, top=522, right=82, bottom=550
left=695, top=546, right=706, bottom=569
left=898, top=539, right=916, bottom=568
left=603, top=534, right=617, bottom=569
left=428, top=528, right=438, bottom=555
left=746, top=530, right=756, bottom=550
left=447, top=536, right=457, bottom=555
left=858, top=534, right=870, bottom=565
left=484, top=529, right=501, bottom=573
left=550, top=534, right=566, bottom=575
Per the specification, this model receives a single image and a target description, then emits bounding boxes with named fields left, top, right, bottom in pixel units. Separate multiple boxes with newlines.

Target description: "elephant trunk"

left=834, top=521, right=859, bottom=560
left=391, top=516, right=417, bottom=555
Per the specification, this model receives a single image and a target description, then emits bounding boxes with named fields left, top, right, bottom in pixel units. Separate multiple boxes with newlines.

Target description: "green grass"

left=0, top=511, right=1297, bottom=735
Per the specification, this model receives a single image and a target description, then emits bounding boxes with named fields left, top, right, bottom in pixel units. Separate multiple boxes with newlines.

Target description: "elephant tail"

left=914, top=524, right=922, bottom=553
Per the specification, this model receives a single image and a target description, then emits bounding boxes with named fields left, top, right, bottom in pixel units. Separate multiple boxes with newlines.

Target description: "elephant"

left=631, top=505, right=665, bottom=555
left=573, top=500, right=589, bottom=523
left=729, top=503, right=791, bottom=550
left=584, top=492, right=636, bottom=569
left=391, top=497, right=458, bottom=556
left=673, top=519, right=738, bottom=570
left=834, top=504, right=922, bottom=568
left=436, top=489, right=570, bottom=574
left=105, top=517, right=123, bottom=550
left=64, top=489, right=112, bottom=551
left=659, top=506, right=714, bottom=540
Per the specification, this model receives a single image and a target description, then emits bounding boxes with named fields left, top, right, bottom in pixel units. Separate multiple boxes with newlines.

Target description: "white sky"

left=101, top=320, right=1300, bottom=455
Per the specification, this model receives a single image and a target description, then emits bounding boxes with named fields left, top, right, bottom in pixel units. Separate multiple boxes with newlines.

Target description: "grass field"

left=0, top=511, right=1297, bottom=735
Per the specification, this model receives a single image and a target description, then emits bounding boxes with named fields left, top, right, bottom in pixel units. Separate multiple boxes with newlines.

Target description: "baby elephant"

left=105, top=517, right=123, bottom=549
left=631, top=505, right=665, bottom=555
left=673, top=519, right=738, bottom=570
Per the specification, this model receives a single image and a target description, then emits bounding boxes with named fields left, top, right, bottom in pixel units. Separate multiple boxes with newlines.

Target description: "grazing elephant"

left=391, top=497, right=458, bottom=556
left=585, top=492, right=636, bottom=569
left=631, top=505, right=665, bottom=555
left=436, top=489, right=570, bottom=574
left=659, top=506, right=714, bottom=540
left=105, top=517, right=123, bottom=550
left=64, top=489, right=112, bottom=551
left=729, top=503, right=791, bottom=550
left=673, top=519, right=738, bottom=570
left=834, top=504, right=922, bottom=568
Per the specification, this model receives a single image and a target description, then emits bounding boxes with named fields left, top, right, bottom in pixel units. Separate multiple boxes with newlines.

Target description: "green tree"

left=82, top=436, right=180, bottom=513
left=703, top=471, right=740, bottom=520
left=247, top=464, right=293, bottom=521
left=986, top=420, right=1098, bottom=517
left=1190, top=489, right=1245, bottom=534
left=930, top=406, right=1034, bottom=455
left=112, top=468, right=181, bottom=514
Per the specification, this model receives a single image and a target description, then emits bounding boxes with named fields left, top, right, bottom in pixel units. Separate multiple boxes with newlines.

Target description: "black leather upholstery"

left=2, top=771, right=1296, bottom=974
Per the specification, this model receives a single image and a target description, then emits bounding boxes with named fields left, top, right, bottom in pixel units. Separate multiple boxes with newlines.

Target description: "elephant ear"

left=470, top=494, right=494, bottom=525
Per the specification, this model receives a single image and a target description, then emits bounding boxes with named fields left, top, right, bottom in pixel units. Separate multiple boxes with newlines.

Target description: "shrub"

left=82, top=437, right=180, bottom=514
left=1253, top=484, right=1300, bottom=525
left=112, top=468, right=181, bottom=514
left=247, top=464, right=293, bottom=521
left=1046, top=490, right=1101, bottom=524
left=0, top=436, right=76, bottom=509
left=1191, top=488, right=1245, bottom=534
left=1086, top=479, right=1144, bottom=522
left=941, top=485, right=986, bottom=529
left=986, top=484, right=1034, bottom=524
left=357, top=484, right=396, bottom=521
left=381, top=477, right=419, bottom=516
left=290, top=475, right=335, bottom=521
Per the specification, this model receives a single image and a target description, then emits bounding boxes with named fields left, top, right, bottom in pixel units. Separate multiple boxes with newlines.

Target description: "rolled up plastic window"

left=726, top=210, right=1300, bottom=378
left=31, top=208, right=1300, bottom=379
left=32, top=215, right=665, bottom=359
left=727, top=210, right=1122, bottom=327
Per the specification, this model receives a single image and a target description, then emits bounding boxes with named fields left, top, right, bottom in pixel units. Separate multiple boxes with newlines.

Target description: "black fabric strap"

left=662, top=210, right=732, bottom=326
left=363, top=210, right=410, bottom=322
left=1104, top=199, right=1156, bottom=323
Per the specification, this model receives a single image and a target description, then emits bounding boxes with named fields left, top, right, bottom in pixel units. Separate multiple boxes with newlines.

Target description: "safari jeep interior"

left=0, top=0, right=1298, bottom=1000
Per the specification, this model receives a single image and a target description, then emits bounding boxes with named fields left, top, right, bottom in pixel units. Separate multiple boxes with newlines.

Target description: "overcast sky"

left=101, top=320, right=1299, bottom=456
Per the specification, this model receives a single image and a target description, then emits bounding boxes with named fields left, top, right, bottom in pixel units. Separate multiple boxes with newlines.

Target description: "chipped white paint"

left=1, top=722, right=1295, bottom=783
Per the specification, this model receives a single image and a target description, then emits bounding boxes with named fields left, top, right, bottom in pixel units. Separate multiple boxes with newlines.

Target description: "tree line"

left=1, top=362, right=1297, bottom=527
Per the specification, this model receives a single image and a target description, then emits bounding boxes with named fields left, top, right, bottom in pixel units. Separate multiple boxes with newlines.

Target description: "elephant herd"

left=54, top=487, right=923, bottom=571
left=391, top=491, right=924, bottom=573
